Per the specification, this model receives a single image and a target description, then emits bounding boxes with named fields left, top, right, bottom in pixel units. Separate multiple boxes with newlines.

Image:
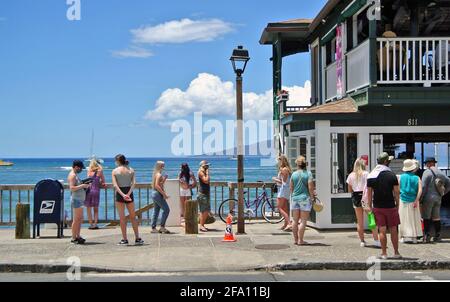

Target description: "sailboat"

left=0, top=160, right=13, bottom=166
left=85, top=130, right=104, bottom=165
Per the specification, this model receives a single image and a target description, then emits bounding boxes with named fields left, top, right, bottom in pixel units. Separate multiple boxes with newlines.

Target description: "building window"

left=356, top=7, right=369, bottom=45
left=326, top=38, right=337, bottom=65
left=346, top=17, right=354, bottom=51
left=331, top=133, right=358, bottom=194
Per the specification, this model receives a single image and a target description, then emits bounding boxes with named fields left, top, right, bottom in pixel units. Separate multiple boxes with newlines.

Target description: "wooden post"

left=16, top=203, right=30, bottom=239
left=185, top=200, right=198, bottom=234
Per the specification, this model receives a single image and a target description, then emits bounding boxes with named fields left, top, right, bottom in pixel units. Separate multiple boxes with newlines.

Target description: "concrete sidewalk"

left=1, top=221, right=450, bottom=273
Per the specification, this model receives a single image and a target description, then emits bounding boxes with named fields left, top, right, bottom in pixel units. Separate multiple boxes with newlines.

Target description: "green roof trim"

left=339, top=0, right=367, bottom=22
left=320, top=25, right=337, bottom=45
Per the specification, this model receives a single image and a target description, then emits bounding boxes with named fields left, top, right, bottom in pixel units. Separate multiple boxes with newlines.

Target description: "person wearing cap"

left=366, top=152, right=401, bottom=259
left=398, top=159, right=423, bottom=244
left=197, top=160, right=211, bottom=232
left=68, top=160, right=89, bottom=244
left=421, top=157, right=450, bottom=243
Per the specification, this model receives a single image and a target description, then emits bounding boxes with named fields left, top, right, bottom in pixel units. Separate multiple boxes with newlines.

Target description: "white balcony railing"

left=377, top=37, right=450, bottom=85
left=346, top=39, right=370, bottom=92
left=325, top=61, right=337, bottom=100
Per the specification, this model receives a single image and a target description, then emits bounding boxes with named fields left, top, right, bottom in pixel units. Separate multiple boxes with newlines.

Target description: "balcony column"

left=273, top=35, right=283, bottom=155
left=369, top=18, right=378, bottom=86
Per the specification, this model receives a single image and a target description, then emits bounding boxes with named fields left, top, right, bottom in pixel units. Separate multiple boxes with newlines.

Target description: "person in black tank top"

left=198, top=161, right=211, bottom=232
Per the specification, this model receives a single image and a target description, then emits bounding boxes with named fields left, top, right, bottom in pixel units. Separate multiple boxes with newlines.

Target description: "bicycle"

left=218, top=181, right=284, bottom=224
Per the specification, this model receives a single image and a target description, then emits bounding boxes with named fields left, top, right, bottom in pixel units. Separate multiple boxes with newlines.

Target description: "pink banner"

left=336, top=24, right=343, bottom=98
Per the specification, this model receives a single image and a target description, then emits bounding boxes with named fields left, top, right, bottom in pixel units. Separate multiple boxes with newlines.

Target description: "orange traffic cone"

left=222, top=214, right=237, bottom=242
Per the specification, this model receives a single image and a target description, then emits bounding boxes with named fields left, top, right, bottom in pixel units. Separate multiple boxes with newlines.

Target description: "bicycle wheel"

left=218, top=198, right=238, bottom=224
left=261, top=197, right=285, bottom=224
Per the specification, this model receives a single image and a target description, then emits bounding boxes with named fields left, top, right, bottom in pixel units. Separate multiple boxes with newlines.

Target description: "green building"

left=260, top=0, right=450, bottom=228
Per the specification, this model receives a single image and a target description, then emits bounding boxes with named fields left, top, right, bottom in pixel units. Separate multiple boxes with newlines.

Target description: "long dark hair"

left=115, top=154, right=129, bottom=166
left=179, top=163, right=190, bottom=184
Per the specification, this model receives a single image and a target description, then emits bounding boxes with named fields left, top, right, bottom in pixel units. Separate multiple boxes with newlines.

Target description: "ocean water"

left=0, top=157, right=277, bottom=185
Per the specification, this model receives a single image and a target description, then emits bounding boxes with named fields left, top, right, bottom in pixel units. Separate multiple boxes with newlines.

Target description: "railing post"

left=369, top=18, right=377, bottom=86
left=0, top=190, right=2, bottom=224
left=228, top=182, right=235, bottom=200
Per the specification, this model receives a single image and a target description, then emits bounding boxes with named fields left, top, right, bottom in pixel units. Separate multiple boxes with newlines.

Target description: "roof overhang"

left=259, top=19, right=312, bottom=57
left=281, top=98, right=362, bottom=124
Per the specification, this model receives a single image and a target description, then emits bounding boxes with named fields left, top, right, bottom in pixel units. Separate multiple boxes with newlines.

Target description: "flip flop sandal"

left=159, top=229, right=172, bottom=234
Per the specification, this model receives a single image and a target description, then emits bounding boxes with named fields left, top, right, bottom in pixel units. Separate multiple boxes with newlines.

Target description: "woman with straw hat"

left=398, top=159, right=423, bottom=244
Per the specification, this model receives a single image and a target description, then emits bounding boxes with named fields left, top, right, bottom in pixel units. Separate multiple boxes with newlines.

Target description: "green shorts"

left=197, top=193, right=211, bottom=213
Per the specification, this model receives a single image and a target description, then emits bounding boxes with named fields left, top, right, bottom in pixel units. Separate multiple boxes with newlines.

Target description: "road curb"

left=260, top=260, right=450, bottom=271
left=0, top=264, right=131, bottom=274
left=2, top=260, right=450, bottom=274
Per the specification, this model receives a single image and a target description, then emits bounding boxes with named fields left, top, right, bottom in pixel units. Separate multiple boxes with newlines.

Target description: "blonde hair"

left=352, top=158, right=367, bottom=183
left=152, top=161, right=165, bottom=188
left=278, top=155, right=292, bottom=174
left=295, top=156, right=307, bottom=170
left=89, top=160, right=102, bottom=172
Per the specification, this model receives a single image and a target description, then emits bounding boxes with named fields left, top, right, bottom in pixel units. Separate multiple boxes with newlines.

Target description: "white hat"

left=402, top=159, right=417, bottom=172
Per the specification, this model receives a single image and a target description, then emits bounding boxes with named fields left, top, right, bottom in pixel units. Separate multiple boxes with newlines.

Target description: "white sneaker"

left=360, top=241, right=366, bottom=247
left=377, top=254, right=388, bottom=260
left=374, top=240, right=381, bottom=248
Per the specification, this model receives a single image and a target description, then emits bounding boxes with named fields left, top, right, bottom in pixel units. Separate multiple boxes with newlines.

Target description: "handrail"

left=0, top=181, right=276, bottom=225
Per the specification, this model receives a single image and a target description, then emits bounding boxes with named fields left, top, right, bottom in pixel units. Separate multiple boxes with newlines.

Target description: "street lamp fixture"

left=230, top=45, right=250, bottom=234
left=230, top=45, right=250, bottom=77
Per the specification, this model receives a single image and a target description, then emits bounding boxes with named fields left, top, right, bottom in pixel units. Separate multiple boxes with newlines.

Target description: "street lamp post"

left=230, top=45, right=250, bottom=235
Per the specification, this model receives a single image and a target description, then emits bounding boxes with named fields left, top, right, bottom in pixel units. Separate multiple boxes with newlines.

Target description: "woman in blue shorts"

left=290, top=156, right=316, bottom=245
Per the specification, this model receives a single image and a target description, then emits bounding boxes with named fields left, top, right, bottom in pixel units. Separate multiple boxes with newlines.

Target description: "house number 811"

left=408, top=119, right=418, bottom=126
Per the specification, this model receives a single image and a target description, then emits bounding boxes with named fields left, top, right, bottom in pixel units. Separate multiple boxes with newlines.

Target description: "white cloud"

left=111, top=46, right=153, bottom=58
left=131, top=18, right=234, bottom=44
left=145, top=73, right=311, bottom=121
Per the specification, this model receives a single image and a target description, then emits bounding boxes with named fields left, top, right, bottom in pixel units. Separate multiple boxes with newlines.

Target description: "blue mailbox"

left=33, top=179, right=64, bottom=238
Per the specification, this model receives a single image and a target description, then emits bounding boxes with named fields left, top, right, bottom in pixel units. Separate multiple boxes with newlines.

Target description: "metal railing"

left=0, top=181, right=276, bottom=226
left=285, top=106, right=309, bottom=113
left=377, top=37, right=450, bottom=85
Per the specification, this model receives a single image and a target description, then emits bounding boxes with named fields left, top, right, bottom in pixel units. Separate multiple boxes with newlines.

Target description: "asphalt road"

left=0, top=270, right=449, bottom=282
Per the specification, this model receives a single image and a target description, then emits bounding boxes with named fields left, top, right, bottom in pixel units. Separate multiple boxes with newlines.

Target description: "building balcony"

left=324, top=36, right=450, bottom=107
left=377, top=37, right=450, bottom=86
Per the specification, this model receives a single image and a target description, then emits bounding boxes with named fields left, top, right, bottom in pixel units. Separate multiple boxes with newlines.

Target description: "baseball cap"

left=72, top=160, right=85, bottom=169
left=377, top=152, right=394, bottom=164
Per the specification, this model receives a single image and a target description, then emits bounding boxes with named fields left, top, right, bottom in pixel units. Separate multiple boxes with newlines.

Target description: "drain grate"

left=255, top=244, right=290, bottom=250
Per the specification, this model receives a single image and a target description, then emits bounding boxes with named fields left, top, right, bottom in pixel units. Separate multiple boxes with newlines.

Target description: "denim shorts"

left=71, top=199, right=84, bottom=209
left=291, top=197, right=312, bottom=212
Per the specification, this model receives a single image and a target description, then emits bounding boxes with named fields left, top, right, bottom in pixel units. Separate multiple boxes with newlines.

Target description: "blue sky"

left=0, top=0, right=325, bottom=158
